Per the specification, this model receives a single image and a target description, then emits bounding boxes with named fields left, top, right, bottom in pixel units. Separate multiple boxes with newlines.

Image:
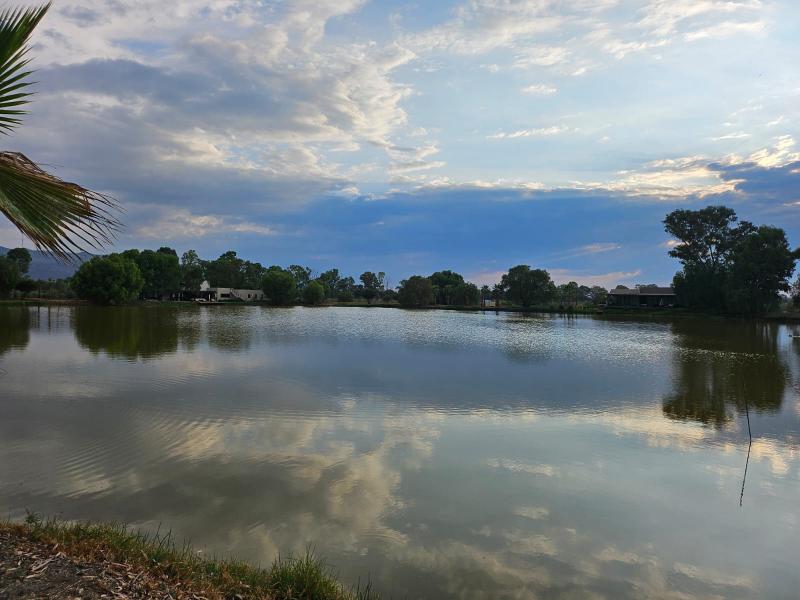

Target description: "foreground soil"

left=0, top=528, right=204, bottom=600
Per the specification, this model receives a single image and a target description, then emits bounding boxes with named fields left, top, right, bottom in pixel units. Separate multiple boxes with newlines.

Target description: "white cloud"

left=135, top=207, right=275, bottom=239
left=521, top=83, right=558, bottom=96
left=488, top=125, right=572, bottom=139
left=549, top=269, right=643, bottom=287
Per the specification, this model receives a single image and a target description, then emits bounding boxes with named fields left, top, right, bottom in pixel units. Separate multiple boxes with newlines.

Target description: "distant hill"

left=0, top=246, right=94, bottom=280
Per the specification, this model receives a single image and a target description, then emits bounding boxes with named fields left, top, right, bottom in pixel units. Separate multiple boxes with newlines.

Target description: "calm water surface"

left=1, top=305, right=798, bottom=599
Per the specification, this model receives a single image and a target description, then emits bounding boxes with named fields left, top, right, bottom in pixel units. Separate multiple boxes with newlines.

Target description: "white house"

left=198, top=281, right=264, bottom=302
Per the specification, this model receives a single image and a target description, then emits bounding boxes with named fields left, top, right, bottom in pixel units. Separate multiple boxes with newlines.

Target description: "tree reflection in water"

left=0, top=306, right=30, bottom=356
left=662, top=319, right=786, bottom=427
left=72, top=305, right=191, bottom=360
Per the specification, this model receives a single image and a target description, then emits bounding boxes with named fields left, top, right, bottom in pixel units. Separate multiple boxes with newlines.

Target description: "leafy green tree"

left=134, top=249, right=180, bottom=299
left=335, top=276, right=355, bottom=301
left=664, top=206, right=755, bottom=310
left=206, top=251, right=246, bottom=288
left=665, top=206, right=797, bottom=314
left=0, top=255, right=20, bottom=295
left=288, top=265, right=312, bottom=291
left=501, top=265, right=555, bottom=307
left=557, top=281, right=580, bottom=306
left=72, top=254, right=144, bottom=305
left=242, top=260, right=265, bottom=289
left=180, top=249, right=205, bottom=290
left=398, top=275, right=434, bottom=307
left=0, top=5, right=119, bottom=258
left=589, top=286, right=608, bottom=304
left=726, top=226, right=799, bottom=316
left=318, top=268, right=341, bottom=298
left=429, top=270, right=465, bottom=304
left=6, top=247, right=31, bottom=274
left=262, top=266, right=297, bottom=305
left=303, top=280, right=325, bottom=305
left=450, top=282, right=480, bottom=306
left=360, top=271, right=384, bottom=304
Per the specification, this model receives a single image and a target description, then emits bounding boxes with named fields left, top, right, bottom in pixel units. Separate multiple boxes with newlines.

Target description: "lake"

left=0, top=305, right=798, bottom=599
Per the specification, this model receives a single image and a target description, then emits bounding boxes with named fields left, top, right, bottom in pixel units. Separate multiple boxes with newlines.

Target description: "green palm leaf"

left=0, top=3, right=121, bottom=259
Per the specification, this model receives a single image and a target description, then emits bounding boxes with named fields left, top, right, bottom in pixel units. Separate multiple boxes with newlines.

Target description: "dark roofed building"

left=607, top=286, right=676, bottom=308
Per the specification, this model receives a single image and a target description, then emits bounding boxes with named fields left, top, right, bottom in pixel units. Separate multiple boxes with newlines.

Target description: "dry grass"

left=0, top=515, right=379, bottom=600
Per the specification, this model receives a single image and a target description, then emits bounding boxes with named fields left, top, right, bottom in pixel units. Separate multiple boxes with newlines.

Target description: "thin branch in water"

left=739, top=396, right=752, bottom=507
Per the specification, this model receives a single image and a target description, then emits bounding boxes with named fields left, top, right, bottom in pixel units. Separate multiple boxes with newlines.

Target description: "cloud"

left=134, top=207, right=276, bottom=240
left=548, top=269, right=643, bottom=287
left=521, top=84, right=558, bottom=96
left=488, top=125, right=572, bottom=139
left=550, top=243, right=622, bottom=260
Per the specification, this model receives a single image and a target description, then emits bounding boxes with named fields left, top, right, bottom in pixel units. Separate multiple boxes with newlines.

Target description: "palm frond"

left=0, top=3, right=50, bottom=133
left=0, top=4, right=121, bottom=259
left=0, top=152, right=120, bottom=259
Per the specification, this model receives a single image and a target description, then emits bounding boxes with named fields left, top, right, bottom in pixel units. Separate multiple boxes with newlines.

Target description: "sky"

left=1, top=0, right=799, bottom=287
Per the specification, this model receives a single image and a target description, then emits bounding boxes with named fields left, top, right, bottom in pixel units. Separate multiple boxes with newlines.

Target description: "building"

left=196, top=280, right=265, bottom=302
left=607, top=286, right=676, bottom=308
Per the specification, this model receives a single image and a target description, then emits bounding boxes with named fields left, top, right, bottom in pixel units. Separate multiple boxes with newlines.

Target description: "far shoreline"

left=3, top=297, right=799, bottom=322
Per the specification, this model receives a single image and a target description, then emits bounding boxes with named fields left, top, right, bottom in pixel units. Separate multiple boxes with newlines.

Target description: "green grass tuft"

left=4, top=514, right=380, bottom=600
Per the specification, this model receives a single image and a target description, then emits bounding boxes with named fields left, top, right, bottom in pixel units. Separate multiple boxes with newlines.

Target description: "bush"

left=72, top=255, right=144, bottom=305
left=336, top=290, right=354, bottom=303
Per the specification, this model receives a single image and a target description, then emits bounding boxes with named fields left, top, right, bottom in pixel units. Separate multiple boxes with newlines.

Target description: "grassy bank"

left=0, top=516, right=379, bottom=600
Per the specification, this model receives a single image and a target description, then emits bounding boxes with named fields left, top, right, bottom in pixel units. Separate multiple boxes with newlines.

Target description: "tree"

left=318, top=268, right=341, bottom=298
left=501, top=265, right=555, bottom=307
left=0, top=5, right=119, bottom=258
left=398, top=275, right=434, bottom=307
left=335, top=276, right=356, bottom=302
left=664, top=206, right=798, bottom=314
left=450, top=282, right=480, bottom=306
left=71, top=254, right=144, bottom=305
left=134, top=249, right=180, bottom=299
left=262, top=266, right=296, bottom=305
left=360, top=271, right=385, bottom=304
left=557, top=281, right=580, bottom=307
left=6, top=247, right=30, bottom=274
left=589, top=286, right=608, bottom=305
left=0, top=255, right=19, bottom=295
left=302, top=280, right=325, bottom=305
left=180, top=249, right=205, bottom=290
left=288, top=265, right=312, bottom=291
left=726, top=226, right=798, bottom=316
left=429, top=270, right=465, bottom=305
left=206, top=251, right=246, bottom=288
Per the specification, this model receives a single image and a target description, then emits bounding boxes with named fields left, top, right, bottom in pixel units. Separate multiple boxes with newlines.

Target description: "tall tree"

left=398, top=276, right=434, bottom=307
left=429, top=270, right=465, bottom=305
left=134, top=249, right=180, bottom=299
left=262, top=266, right=296, bottom=305
left=5, top=246, right=30, bottom=274
left=0, top=255, right=19, bottom=295
left=318, top=268, right=341, bottom=298
left=665, top=206, right=797, bottom=314
left=360, top=271, right=385, bottom=304
left=206, top=251, right=246, bottom=288
left=180, top=249, right=205, bottom=290
left=727, top=226, right=799, bottom=316
left=288, top=265, right=312, bottom=291
left=0, top=4, right=119, bottom=258
left=501, top=265, right=555, bottom=307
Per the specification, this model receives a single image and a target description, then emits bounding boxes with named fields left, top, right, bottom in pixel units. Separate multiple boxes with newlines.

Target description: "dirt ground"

left=0, top=529, right=211, bottom=600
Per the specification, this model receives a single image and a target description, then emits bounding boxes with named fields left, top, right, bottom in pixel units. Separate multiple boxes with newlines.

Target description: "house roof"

left=608, top=287, right=675, bottom=296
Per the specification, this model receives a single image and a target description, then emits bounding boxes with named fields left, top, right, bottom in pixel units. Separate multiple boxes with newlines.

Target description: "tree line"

left=3, top=204, right=797, bottom=315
